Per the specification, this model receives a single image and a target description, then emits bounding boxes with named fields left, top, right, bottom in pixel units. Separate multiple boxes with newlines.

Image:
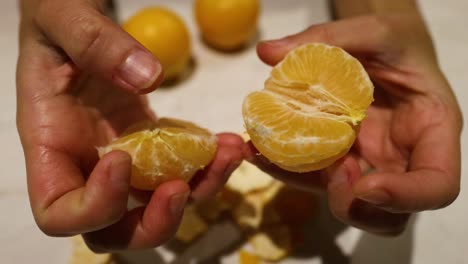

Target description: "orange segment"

left=98, top=118, right=217, bottom=190
left=243, top=43, right=374, bottom=172
left=266, top=43, right=373, bottom=121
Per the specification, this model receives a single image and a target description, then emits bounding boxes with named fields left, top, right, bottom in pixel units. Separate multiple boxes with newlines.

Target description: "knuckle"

left=307, top=24, right=336, bottom=44
left=34, top=0, right=56, bottom=27
left=69, top=15, right=106, bottom=62
left=368, top=15, right=394, bottom=42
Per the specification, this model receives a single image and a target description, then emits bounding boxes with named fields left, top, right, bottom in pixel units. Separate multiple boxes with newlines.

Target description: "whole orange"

left=123, top=7, right=191, bottom=80
left=194, top=0, right=260, bottom=50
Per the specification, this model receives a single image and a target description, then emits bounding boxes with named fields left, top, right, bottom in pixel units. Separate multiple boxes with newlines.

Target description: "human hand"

left=16, top=0, right=244, bottom=251
left=247, top=14, right=462, bottom=235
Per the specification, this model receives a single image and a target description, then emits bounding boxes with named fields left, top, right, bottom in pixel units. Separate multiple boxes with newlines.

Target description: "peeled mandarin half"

left=243, top=43, right=374, bottom=172
left=98, top=118, right=217, bottom=190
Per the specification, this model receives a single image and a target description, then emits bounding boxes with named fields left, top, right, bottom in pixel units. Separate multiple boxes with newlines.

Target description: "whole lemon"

left=123, top=7, right=191, bottom=81
left=194, top=0, right=260, bottom=51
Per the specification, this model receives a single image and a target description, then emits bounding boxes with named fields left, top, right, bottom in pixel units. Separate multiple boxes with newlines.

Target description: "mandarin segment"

left=243, top=43, right=373, bottom=172
left=266, top=43, right=373, bottom=120
left=98, top=118, right=217, bottom=190
left=249, top=227, right=292, bottom=261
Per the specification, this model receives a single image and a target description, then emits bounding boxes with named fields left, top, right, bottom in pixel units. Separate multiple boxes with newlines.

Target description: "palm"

left=354, top=88, right=407, bottom=175
left=354, top=67, right=435, bottom=177
left=30, top=71, right=154, bottom=176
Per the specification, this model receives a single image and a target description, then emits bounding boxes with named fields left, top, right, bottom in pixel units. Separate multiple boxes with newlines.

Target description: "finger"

left=35, top=0, right=163, bottom=92
left=129, top=134, right=246, bottom=204
left=189, top=134, right=244, bottom=201
left=327, top=155, right=410, bottom=235
left=352, top=123, right=461, bottom=213
left=83, top=180, right=190, bottom=251
left=28, top=149, right=131, bottom=236
left=216, top=132, right=246, bottom=148
left=244, top=141, right=325, bottom=192
left=256, top=15, right=393, bottom=66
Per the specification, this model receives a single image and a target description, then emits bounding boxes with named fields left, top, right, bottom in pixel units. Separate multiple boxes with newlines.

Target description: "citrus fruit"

left=98, top=118, right=217, bottom=190
left=194, top=0, right=260, bottom=50
left=239, top=250, right=261, bottom=264
left=123, top=7, right=191, bottom=80
left=242, top=43, right=374, bottom=172
left=249, top=227, right=291, bottom=261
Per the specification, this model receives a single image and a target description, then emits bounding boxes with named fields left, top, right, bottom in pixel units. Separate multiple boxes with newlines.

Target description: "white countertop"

left=1, top=0, right=467, bottom=263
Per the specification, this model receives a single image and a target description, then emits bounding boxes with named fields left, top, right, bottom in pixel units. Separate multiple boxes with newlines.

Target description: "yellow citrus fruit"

left=194, top=0, right=260, bottom=50
left=123, top=7, right=191, bottom=80
left=242, top=43, right=374, bottom=172
left=239, top=250, right=261, bottom=264
left=98, top=118, right=217, bottom=190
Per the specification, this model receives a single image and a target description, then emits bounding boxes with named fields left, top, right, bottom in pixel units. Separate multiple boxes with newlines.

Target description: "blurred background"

left=1, top=0, right=467, bottom=263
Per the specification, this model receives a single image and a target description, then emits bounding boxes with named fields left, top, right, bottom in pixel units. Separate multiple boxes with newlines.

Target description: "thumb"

left=36, top=0, right=163, bottom=92
left=257, top=15, right=391, bottom=66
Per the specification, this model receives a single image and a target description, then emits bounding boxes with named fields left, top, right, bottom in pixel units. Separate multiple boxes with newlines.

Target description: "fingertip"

left=352, top=173, right=382, bottom=195
left=154, top=180, right=191, bottom=200
left=243, top=141, right=259, bottom=161
left=102, top=150, right=132, bottom=191
left=114, top=49, right=164, bottom=93
left=211, top=145, right=244, bottom=181
left=148, top=180, right=190, bottom=229
left=190, top=145, right=243, bottom=201
left=137, top=67, right=165, bottom=94
left=256, top=41, right=287, bottom=66
left=352, top=174, right=397, bottom=210
left=153, top=180, right=191, bottom=216
left=328, top=155, right=362, bottom=187
left=216, top=132, right=245, bottom=148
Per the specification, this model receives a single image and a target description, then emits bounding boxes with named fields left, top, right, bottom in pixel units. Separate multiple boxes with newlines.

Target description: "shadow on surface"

left=350, top=215, right=417, bottom=264
left=116, top=250, right=166, bottom=264
left=113, top=196, right=416, bottom=264
left=289, top=196, right=350, bottom=264
left=291, top=198, right=416, bottom=264
left=159, top=57, right=198, bottom=88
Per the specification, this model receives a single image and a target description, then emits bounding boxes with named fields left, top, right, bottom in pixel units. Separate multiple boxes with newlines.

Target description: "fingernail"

left=117, top=49, right=162, bottom=90
left=110, top=155, right=131, bottom=190
left=170, top=191, right=190, bottom=218
left=328, top=165, right=348, bottom=188
left=358, top=190, right=391, bottom=206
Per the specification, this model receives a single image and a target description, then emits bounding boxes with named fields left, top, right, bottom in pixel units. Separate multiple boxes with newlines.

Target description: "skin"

left=249, top=11, right=463, bottom=235
left=16, top=0, right=244, bottom=251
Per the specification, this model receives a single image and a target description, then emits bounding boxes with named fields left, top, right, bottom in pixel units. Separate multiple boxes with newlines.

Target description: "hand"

left=16, top=0, right=244, bottom=251
left=248, top=14, right=462, bottom=235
